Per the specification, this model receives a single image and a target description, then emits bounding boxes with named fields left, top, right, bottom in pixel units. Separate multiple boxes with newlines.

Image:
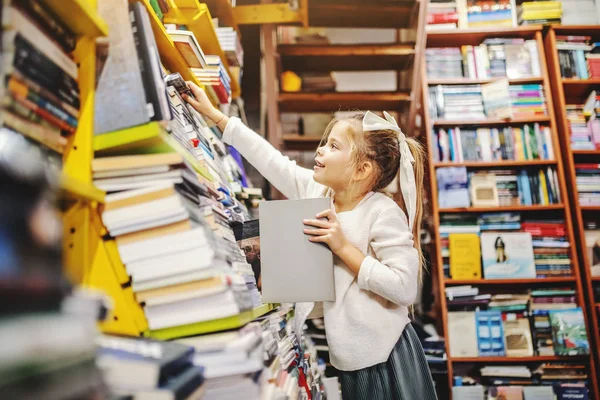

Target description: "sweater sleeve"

left=222, top=117, right=315, bottom=200
left=357, top=206, right=420, bottom=306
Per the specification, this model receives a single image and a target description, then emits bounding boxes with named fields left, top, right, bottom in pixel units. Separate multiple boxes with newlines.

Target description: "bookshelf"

left=544, top=25, right=600, bottom=387
left=421, top=26, right=600, bottom=399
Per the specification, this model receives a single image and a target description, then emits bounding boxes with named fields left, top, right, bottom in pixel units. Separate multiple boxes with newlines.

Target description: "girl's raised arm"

left=184, top=83, right=318, bottom=200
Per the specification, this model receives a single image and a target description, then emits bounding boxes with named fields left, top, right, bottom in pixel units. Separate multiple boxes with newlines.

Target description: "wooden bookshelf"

left=282, top=135, right=322, bottom=151
left=278, top=91, right=411, bottom=112
left=307, top=0, right=418, bottom=28
left=421, top=26, right=599, bottom=399
left=279, top=44, right=415, bottom=72
left=545, top=26, right=600, bottom=392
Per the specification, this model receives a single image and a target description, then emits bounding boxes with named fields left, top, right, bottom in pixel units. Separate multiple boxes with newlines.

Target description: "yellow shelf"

left=43, top=0, right=108, bottom=38
left=93, top=122, right=214, bottom=182
left=147, top=303, right=275, bottom=340
left=60, top=174, right=105, bottom=203
left=165, top=1, right=241, bottom=98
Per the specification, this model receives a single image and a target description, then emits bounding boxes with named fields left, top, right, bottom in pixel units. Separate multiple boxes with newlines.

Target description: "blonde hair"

left=320, top=114, right=426, bottom=281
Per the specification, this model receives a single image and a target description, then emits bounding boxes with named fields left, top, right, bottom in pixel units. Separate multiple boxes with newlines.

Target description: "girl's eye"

left=330, top=143, right=337, bottom=149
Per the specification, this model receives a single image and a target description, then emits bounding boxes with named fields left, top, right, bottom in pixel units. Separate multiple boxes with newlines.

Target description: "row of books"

left=0, top=0, right=82, bottom=166
left=440, top=213, right=571, bottom=279
left=567, top=92, right=600, bottom=151
left=433, top=123, right=555, bottom=163
left=576, top=164, right=600, bottom=206
left=557, top=35, right=600, bottom=80
left=446, top=288, right=588, bottom=357
left=425, top=39, right=541, bottom=79
left=453, top=363, right=590, bottom=399
left=215, top=22, right=244, bottom=68
left=437, top=167, right=561, bottom=208
left=428, top=84, right=547, bottom=121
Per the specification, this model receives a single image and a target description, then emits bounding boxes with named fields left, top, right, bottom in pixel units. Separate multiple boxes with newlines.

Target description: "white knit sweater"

left=223, top=117, right=420, bottom=371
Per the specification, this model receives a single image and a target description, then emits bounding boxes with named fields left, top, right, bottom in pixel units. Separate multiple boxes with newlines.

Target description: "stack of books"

left=97, top=335, right=205, bottom=398
left=425, top=47, right=463, bottom=78
left=1, top=0, right=82, bottom=172
left=192, top=55, right=232, bottom=105
left=433, top=123, right=555, bottom=163
left=215, top=26, right=244, bottom=67
left=567, top=102, right=600, bottom=151
left=522, top=220, right=572, bottom=277
left=587, top=43, right=600, bottom=79
left=427, top=0, right=460, bottom=31
left=299, top=72, right=337, bottom=92
left=509, top=84, right=547, bottom=118
left=557, top=35, right=593, bottom=79
left=576, top=164, right=600, bottom=206
left=466, top=0, right=515, bottom=27
left=518, top=1, right=563, bottom=25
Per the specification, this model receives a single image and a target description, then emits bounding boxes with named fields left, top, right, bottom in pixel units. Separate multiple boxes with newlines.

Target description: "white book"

left=145, top=291, right=240, bottom=330
left=102, top=194, right=187, bottom=232
left=143, top=284, right=228, bottom=307
left=447, top=311, right=478, bottom=357
left=118, top=226, right=210, bottom=264
left=93, top=166, right=171, bottom=179
left=452, top=386, right=484, bottom=400
left=167, top=29, right=208, bottom=68
left=132, top=268, right=228, bottom=293
left=128, top=247, right=216, bottom=282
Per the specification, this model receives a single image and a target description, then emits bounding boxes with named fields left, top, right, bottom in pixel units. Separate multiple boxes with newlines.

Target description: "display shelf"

left=278, top=92, right=411, bottom=112
left=60, top=174, right=105, bottom=204
left=147, top=303, right=274, bottom=340
left=581, top=206, right=600, bottom=212
left=445, top=277, right=576, bottom=286
left=282, top=135, right=322, bottom=151
left=279, top=44, right=414, bottom=72
left=573, top=149, right=600, bottom=156
left=43, top=0, right=108, bottom=38
left=433, top=117, right=551, bottom=127
left=433, top=160, right=557, bottom=168
left=439, top=204, right=565, bottom=213
left=428, top=77, right=543, bottom=85
left=423, top=25, right=599, bottom=398
left=93, top=122, right=213, bottom=182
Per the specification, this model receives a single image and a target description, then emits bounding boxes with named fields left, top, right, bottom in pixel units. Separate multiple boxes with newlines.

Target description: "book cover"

left=503, top=318, right=534, bottom=357
left=549, top=308, right=590, bottom=356
left=523, top=386, right=555, bottom=400
left=475, top=310, right=506, bottom=356
left=481, top=232, right=536, bottom=279
left=489, top=386, right=524, bottom=400
left=555, top=385, right=589, bottom=400
left=449, top=233, right=482, bottom=279
left=447, top=311, right=478, bottom=357
left=232, top=219, right=262, bottom=290
left=436, top=167, right=470, bottom=208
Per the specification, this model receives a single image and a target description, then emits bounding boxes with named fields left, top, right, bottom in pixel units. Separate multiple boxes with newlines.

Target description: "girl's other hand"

left=183, top=81, right=222, bottom=122
left=303, top=209, right=348, bottom=255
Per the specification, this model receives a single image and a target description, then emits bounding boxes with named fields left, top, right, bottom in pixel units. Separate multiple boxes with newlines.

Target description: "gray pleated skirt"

left=339, top=324, right=438, bottom=400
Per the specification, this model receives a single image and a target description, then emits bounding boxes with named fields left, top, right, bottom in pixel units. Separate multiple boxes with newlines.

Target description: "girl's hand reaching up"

left=183, top=82, right=228, bottom=129
left=303, top=209, right=348, bottom=254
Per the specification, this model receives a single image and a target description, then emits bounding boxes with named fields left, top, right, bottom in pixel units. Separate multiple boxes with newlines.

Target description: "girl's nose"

left=316, top=147, right=324, bottom=156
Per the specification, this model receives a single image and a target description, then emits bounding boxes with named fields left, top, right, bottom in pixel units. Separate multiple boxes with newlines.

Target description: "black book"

left=97, top=335, right=195, bottom=390
left=129, top=1, right=171, bottom=122
left=6, top=34, right=80, bottom=109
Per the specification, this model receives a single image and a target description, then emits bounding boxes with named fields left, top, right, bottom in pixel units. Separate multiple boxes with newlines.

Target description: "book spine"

left=11, top=70, right=79, bottom=118
left=1, top=111, right=67, bottom=153
left=8, top=78, right=78, bottom=128
left=6, top=91, right=76, bottom=133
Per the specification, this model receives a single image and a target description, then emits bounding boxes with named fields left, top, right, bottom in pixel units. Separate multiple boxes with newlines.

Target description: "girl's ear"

left=354, top=160, right=374, bottom=182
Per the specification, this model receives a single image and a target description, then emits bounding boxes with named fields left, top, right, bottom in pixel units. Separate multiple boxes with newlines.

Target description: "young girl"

left=184, top=83, right=438, bottom=400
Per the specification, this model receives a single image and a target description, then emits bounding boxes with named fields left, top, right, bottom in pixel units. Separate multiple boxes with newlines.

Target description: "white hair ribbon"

left=362, top=111, right=416, bottom=231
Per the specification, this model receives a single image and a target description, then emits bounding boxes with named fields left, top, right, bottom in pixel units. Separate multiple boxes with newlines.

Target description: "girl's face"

left=313, top=121, right=355, bottom=190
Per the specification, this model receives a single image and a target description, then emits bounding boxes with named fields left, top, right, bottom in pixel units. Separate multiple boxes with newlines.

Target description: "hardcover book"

left=481, top=232, right=536, bottom=279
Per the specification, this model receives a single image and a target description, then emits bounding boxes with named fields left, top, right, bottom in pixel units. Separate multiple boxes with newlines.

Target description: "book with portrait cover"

left=481, top=232, right=536, bottom=279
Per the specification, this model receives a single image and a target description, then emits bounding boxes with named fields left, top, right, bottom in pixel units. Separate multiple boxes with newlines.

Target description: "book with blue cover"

left=481, top=232, right=536, bottom=279
left=437, top=167, right=470, bottom=208
left=475, top=310, right=506, bottom=356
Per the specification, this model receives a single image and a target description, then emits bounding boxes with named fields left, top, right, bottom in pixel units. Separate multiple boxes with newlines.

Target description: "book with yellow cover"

left=449, top=233, right=482, bottom=280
